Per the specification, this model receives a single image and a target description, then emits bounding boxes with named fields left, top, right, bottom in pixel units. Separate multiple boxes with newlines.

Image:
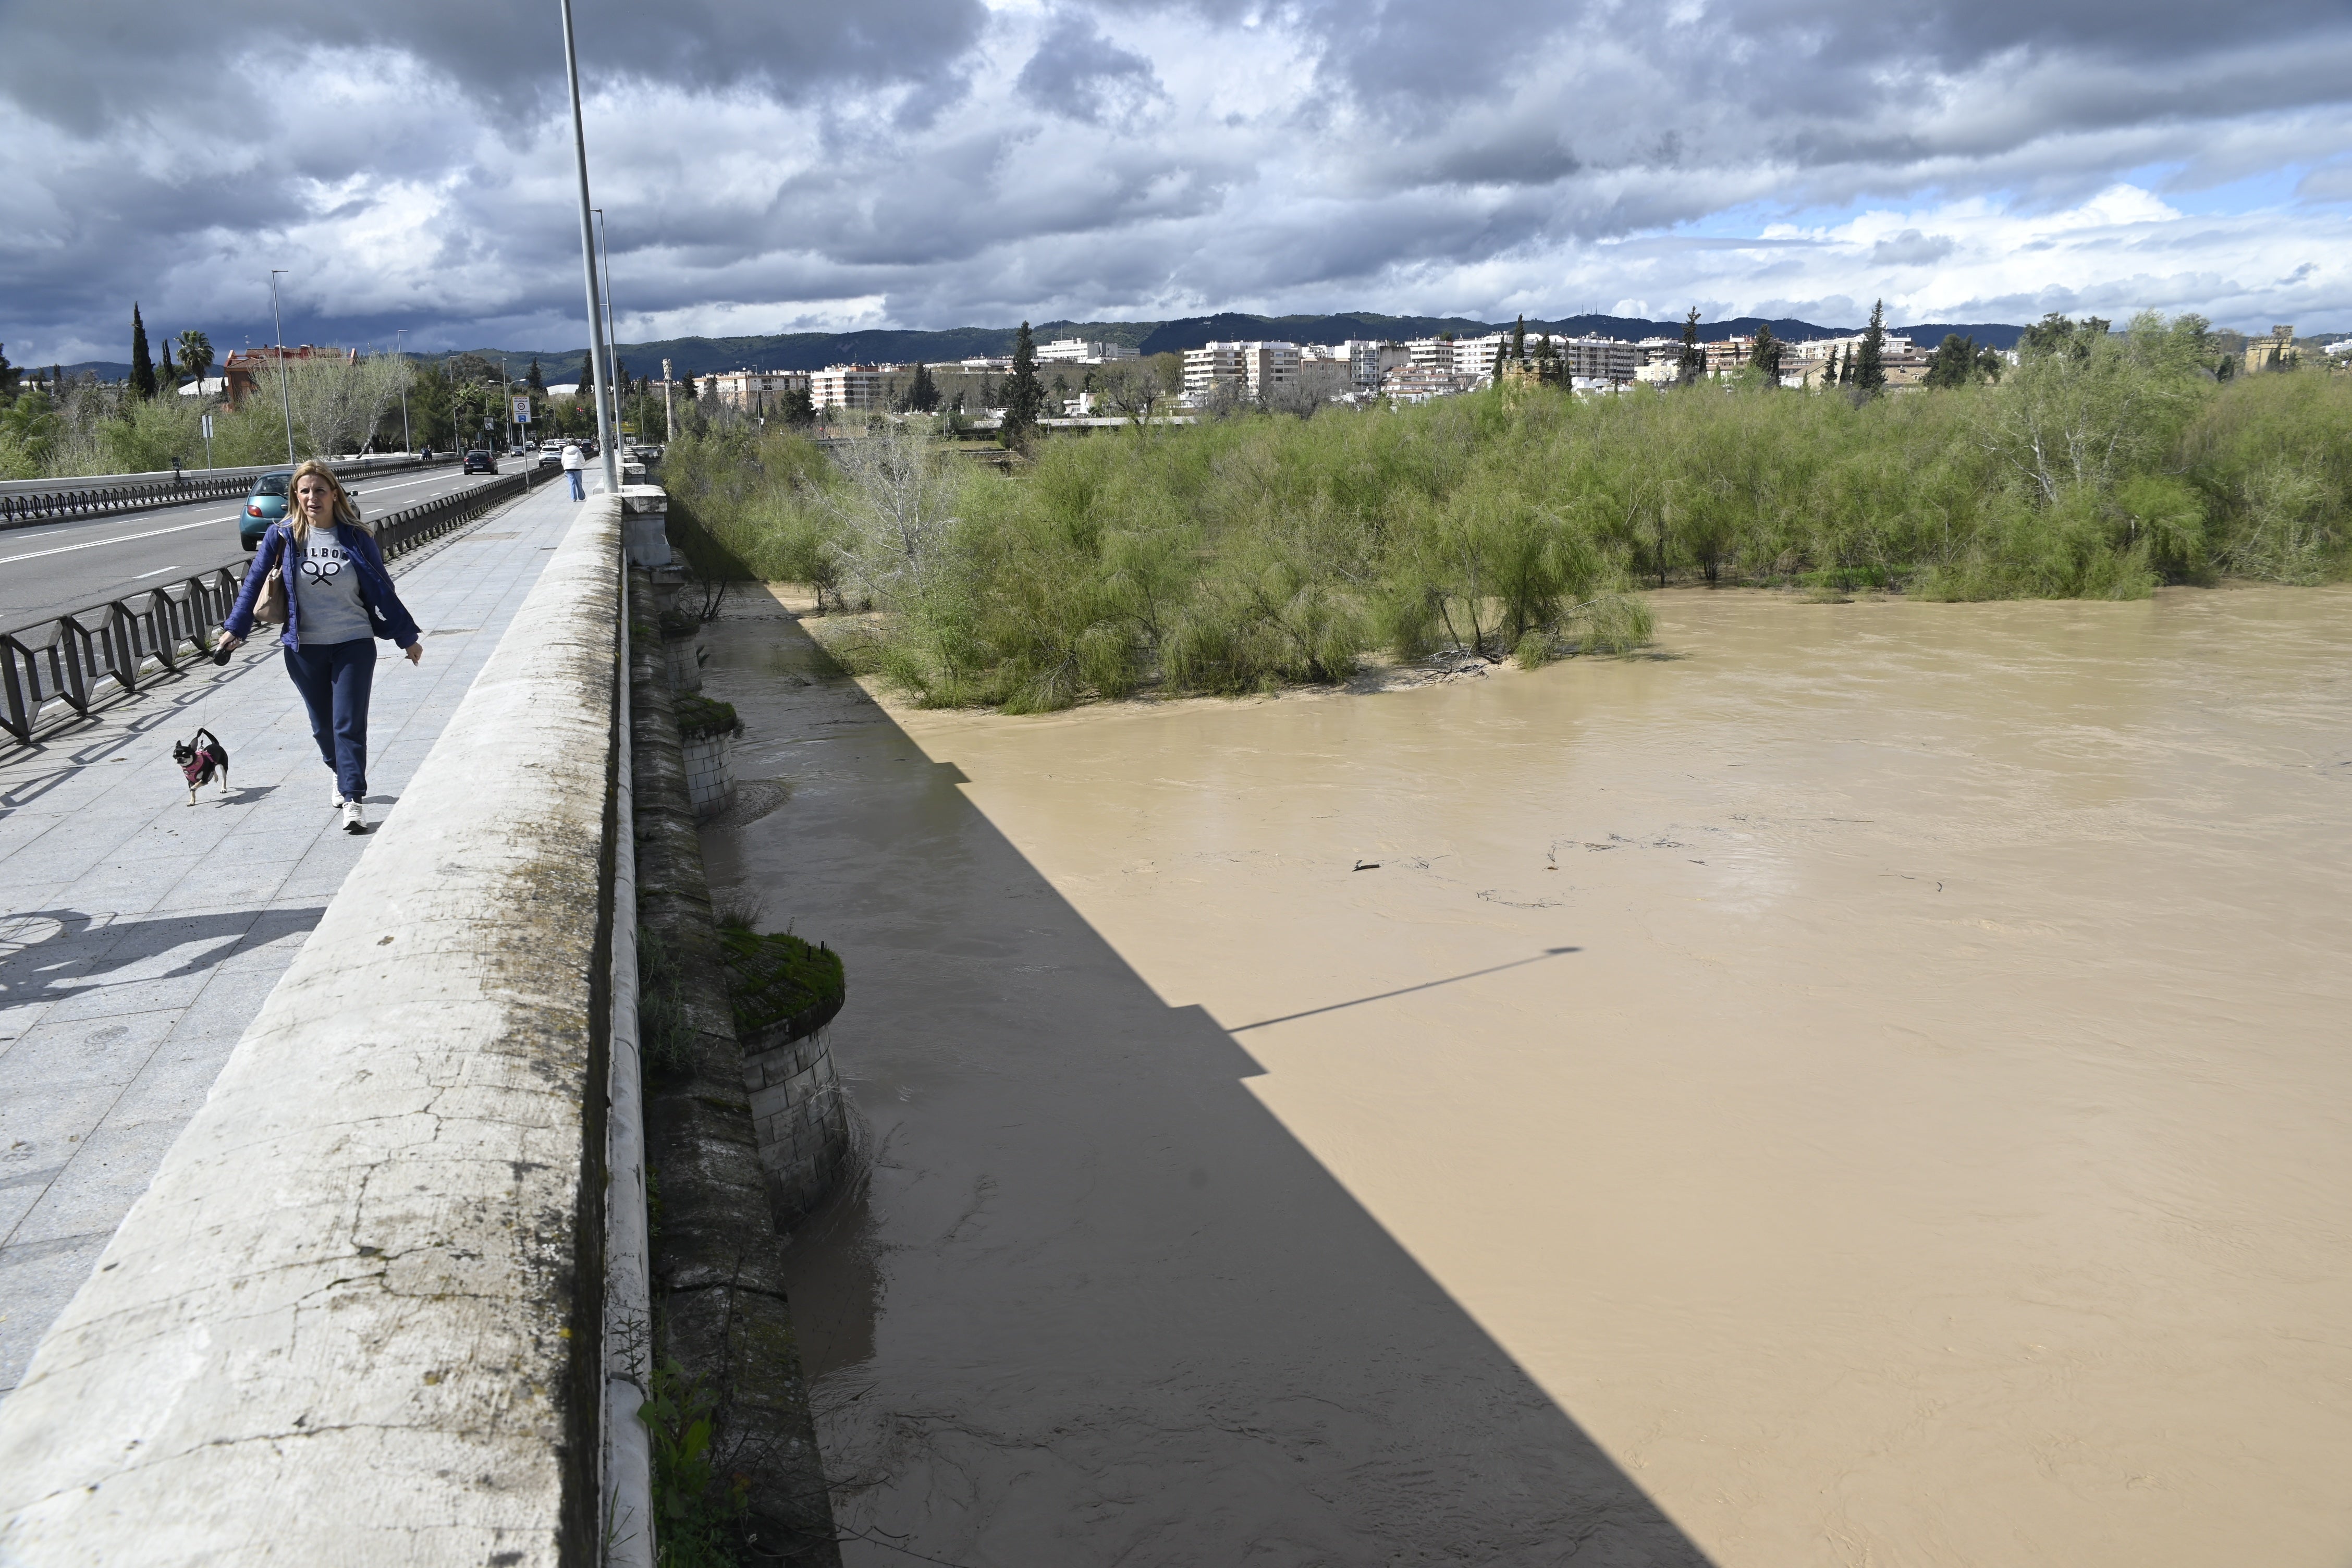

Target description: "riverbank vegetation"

left=663, top=311, right=2350, bottom=714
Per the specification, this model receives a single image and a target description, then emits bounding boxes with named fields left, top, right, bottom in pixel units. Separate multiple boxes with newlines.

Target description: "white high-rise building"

left=1035, top=338, right=1138, bottom=364
left=808, top=364, right=896, bottom=412
left=1181, top=341, right=1299, bottom=402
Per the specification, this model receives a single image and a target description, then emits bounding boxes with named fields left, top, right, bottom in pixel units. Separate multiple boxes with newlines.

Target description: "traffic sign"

left=512, top=395, right=533, bottom=423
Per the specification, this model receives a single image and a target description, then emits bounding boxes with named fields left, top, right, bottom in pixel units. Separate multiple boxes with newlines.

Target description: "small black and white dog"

left=174, top=727, right=230, bottom=805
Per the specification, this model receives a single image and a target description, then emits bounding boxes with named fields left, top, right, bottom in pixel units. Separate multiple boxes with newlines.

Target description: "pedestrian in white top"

left=561, top=441, right=585, bottom=501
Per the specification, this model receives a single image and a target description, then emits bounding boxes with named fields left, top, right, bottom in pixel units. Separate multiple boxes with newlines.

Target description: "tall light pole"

left=662, top=356, right=674, bottom=443
left=559, top=0, right=619, bottom=494
left=268, top=270, right=297, bottom=464
left=393, top=328, right=413, bottom=452
left=594, top=207, right=623, bottom=445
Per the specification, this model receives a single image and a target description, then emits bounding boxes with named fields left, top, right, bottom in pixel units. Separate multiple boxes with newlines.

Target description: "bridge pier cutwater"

left=0, top=491, right=671, bottom=1563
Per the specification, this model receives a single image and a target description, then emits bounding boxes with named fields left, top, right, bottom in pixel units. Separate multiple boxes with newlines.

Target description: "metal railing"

left=0, top=463, right=557, bottom=745
left=0, top=454, right=458, bottom=531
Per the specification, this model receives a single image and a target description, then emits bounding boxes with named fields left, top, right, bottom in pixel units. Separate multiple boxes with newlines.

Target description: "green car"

left=239, top=470, right=293, bottom=550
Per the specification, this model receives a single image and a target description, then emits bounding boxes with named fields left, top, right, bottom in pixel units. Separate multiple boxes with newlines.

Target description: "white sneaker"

left=342, top=799, right=367, bottom=834
left=331, top=782, right=346, bottom=808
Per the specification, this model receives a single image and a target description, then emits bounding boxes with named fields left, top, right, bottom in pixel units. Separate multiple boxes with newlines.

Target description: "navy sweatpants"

left=283, top=639, right=377, bottom=801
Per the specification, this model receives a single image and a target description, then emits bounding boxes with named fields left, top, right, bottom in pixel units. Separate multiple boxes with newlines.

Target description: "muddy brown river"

left=699, top=585, right=2352, bottom=1567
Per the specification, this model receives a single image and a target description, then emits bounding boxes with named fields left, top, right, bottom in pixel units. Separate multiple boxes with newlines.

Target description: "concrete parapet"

left=0, top=498, right=631, bottom=1564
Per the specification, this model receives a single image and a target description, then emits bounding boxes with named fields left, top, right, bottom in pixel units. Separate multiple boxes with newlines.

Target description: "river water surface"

left=701, top=586, right=2352, bottom=1568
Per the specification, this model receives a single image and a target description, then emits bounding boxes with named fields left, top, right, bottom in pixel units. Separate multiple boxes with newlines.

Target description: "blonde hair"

left=287, top=459, right=360, bottom=543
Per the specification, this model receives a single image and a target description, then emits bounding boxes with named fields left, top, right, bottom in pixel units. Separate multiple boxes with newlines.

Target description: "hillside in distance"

left=38, top=316, right=2035, bottom=387
left=459, top=312, right=2031, bottom=382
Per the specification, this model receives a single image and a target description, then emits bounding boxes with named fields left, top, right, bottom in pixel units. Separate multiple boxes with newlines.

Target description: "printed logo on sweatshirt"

left=301, top=540, right=350, bottom=585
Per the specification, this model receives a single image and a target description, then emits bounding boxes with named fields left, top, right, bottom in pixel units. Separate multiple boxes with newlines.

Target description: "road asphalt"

left=0, top=462, right=520, bottom=632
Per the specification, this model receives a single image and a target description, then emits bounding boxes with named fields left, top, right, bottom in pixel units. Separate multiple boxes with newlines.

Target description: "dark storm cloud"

left=3, top=0, right=2350, bottom=361
left=1016, top=15, right=1167, bottom=125
left=0, top=0, right=988, bottom=133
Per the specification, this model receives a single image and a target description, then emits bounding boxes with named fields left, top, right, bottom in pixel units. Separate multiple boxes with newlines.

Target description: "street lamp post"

left=594, top=207, right=623, bottom=446
left=268, top=271, right=296, bottom=464
left=394, top=328, right=413, bottom=452
left=558, top=0, right=619, bottom=495
left=662, top=357, right=674, bottom=443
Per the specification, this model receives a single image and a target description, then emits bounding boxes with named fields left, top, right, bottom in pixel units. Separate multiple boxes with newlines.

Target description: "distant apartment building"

left=1547, top=336, right=1639, bottom=383
left=1787, top=332, right=1914, bottom=363
left=1294, top=346, right=1356, bottom=401
left=1340, top=339, right=1412, bottom=390
left=1382, top=364, right=1483, bottom=402
left=958, top=356, right=1012, bottom=372
left=809, top=364, right=899, bottom=412
left=1406, top=335, right=1509, bottom=381
left=1181, top=341, right=1299, bottom=403
left=1704, top=337, right=1755, bottom=373
left=708, top=369, right=810, bottom=412
left=1035, top=338, right=1137, bottom=364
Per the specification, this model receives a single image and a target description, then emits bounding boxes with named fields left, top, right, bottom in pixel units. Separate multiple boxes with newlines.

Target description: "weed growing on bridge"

left=636, top=925, right=696, bottom=1076
left=641, top=1358, right=747, bottom=1568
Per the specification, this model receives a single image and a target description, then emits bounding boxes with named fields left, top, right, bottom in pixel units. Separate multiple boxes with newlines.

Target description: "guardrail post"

left=57, top=622, right=93, bottom=715
left=0, top=639, right=32, bottom=742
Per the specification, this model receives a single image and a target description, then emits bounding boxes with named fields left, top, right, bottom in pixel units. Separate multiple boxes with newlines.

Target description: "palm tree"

left=177, top=329, right=215, bottom=389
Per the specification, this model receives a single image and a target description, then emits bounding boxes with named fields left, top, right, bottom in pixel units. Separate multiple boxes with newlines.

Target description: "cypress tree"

left=1001, top=321, right=1045, bottom=442
left=1854, top=299, right=1887, bottom=392
left=908, top=360, right=939, bottom=413
left=527, top=358, right=546, bottom=394
left=1821, top=346, right=1840, bottom=387
left=129, top=303, right=156, bottom=398
left=1677, top=307, right=1705, bottom=386
left=1511, top=314, right=1527, bottom=365
left=0, top=342, right=20, bottom=403
left=1924, top=333, right=1976, bottom=389
left=1751, top=323, right=1781, bottom=387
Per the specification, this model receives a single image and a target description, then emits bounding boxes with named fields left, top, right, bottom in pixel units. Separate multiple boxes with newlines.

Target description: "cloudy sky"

left=4, top=0, right=2349, bottom=362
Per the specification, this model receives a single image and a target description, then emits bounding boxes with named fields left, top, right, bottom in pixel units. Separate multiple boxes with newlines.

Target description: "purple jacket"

left=225, top=520, right=422, bottom=651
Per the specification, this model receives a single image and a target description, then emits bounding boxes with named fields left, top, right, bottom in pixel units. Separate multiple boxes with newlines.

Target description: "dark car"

left=462, top=449, right=497, bottom=474
left=239, top=470, right=293, bottom=550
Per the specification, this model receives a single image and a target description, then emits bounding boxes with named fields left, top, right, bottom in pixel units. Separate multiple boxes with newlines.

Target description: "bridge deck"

left=0, top=478, right=596, bottom=1402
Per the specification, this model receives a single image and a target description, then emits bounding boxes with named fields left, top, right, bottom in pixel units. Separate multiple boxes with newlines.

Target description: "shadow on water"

left=698, top=609, right=1716, bottom=1568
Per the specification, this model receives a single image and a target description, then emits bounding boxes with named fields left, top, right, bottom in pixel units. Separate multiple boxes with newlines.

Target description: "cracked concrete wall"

left=0, top=499, right=626, bottom=1566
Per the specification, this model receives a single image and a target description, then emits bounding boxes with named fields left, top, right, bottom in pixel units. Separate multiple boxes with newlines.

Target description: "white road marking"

left=0, top=472, right=488, bottom=567
left=0, top=514, right=238, bottom=564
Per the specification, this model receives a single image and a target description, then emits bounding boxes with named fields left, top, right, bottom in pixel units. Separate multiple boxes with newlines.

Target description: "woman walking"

left=561, top=439, right=585, bottom=500
left=217, top=459, right=423, bottom=834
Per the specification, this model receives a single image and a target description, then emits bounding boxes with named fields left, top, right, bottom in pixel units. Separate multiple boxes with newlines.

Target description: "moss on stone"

left=673, top=693, right=742, bottom=741
left=716, top=926, right=844, bottom=1046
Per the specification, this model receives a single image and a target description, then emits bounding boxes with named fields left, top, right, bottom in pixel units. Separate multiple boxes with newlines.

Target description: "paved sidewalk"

left=0, top=479, right=599, bottom=1401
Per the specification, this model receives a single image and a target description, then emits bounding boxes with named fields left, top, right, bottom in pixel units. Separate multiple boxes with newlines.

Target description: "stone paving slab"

left=0, top=477, right=598, bottom=1401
